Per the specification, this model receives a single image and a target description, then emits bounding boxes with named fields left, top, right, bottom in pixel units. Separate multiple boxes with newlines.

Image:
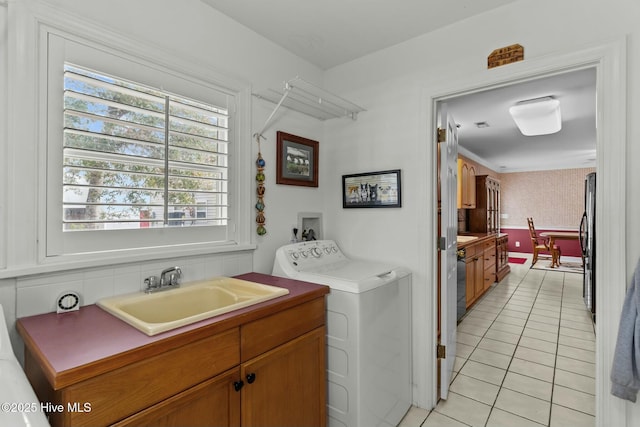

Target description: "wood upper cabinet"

left=469, top=175, right=500, bottom=233
left=457, top=159, right=476, bottom=209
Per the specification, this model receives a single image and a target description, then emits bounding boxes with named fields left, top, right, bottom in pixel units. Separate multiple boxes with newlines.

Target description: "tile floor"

left=400, top=253, right=596, bottom=427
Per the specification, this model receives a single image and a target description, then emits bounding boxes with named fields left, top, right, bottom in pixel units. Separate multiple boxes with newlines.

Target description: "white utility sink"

left=97, top=277, right=289, bottom=336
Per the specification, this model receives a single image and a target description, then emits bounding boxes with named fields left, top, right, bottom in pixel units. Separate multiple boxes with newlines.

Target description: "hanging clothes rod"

left=253, top=77, right=365, bottom=139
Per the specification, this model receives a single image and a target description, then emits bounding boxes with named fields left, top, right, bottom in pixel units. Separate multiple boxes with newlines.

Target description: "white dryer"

left=273, top=240, right=412, bottom=427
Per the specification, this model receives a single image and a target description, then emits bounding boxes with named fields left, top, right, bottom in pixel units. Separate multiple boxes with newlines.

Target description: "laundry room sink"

left=97, top=277, right=289, bottom=336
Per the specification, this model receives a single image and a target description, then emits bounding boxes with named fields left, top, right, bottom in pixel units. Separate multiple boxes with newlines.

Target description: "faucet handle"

left=144, top=276, right=159, bottom=291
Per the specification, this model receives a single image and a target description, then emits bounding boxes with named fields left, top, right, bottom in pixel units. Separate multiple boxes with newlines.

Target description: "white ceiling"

left=201, top=0, right=520, bottom=70
left=201, top=0, right=597, bottom=172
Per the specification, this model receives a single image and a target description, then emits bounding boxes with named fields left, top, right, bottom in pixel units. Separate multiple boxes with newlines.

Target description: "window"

left=62, top=64, right=229, bottom=231
left=45, top=33, right=245, bottom=258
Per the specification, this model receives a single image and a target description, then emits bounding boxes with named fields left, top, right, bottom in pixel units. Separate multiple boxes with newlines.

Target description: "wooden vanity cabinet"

left=22, top=294, right=327, bottom=427
left=464, top=242, right=483, bottom=307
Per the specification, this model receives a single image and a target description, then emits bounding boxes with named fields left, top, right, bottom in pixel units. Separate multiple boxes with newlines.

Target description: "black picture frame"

left=342, top=169, right=402, bottom=208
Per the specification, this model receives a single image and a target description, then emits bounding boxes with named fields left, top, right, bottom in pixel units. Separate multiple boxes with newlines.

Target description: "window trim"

left=34, top=22, right=253, bottom=268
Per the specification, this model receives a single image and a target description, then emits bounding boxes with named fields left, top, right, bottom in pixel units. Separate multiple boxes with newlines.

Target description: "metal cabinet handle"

left=233, top=380, right=244, bottom=392
left=246, top=373, right=256, bottom=384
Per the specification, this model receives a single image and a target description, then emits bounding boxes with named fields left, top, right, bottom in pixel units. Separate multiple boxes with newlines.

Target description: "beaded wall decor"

left=255, top=135, right=266, bottom=235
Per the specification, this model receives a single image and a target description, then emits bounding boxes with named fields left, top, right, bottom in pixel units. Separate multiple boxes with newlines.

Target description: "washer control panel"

left=274, top=240, right=347, bottom=273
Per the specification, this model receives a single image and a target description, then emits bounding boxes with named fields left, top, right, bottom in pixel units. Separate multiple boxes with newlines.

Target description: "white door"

left=439, top=104, right=458, bottom=399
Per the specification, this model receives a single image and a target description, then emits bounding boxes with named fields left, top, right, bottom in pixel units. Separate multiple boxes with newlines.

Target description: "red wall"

left=502, top=228, right=582, bottom=257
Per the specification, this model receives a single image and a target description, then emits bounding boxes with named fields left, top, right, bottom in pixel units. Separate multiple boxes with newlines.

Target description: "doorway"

left=428, top=38, right=627, bottom=427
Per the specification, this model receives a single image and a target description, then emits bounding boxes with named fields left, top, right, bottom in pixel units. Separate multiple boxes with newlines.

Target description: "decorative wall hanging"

left=255, top=135, right=267, bottom=235
left=342, top=169, right=402, bottom=208
left=276, top=131, right=319, bottom=187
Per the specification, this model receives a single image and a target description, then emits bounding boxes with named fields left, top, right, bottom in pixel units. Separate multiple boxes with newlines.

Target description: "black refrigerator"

left=579, top=172, right=596, bottom=321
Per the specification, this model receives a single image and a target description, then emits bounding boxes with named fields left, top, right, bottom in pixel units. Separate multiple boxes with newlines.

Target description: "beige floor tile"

left=503, top=302, right=531, bottom=313
left=457, top=331, right=482, bottom=347
left=450, top=374, right=500, bottom=405
left=458, top=322, right=490, bottom=337
left=558, top=327, right=595, bottom=341
left=531, top=308, right=560, bottom=319
left=522, top=327, right=558, bottom=344
left=495, top=313, right=527, bottom=327
left=478, top=337, right=516, bottom=356
left=434, top=392, right=492, bottom=427
left=500, top=308, right=529, bottom=319
left=557, top=335, right=595, bottom=351
left=509, top=358, right=555, bottom=383
left=528, top=313, right=560, bottom=326
left=502, top=371, right=553, bottom=401
left=518, top=336, right=557, bottom=354
left=555, top=356, right=595, bottom=379
left=470, top=348, right=512, bottom=370
left=526, top=320, right=560, bottom=334
left=514, top=346, right=556, bottom=367
left=553, top=369, right=595, bottom=395
left=557, top=344, right=595, bottom=364
left=459, top=360, right=507, bottom=386
left=422, top=410, right=470, bottom=427
left=494, top=388, right=551, bottom=425
left=486, top=408, right=546, bottom=427
left=453, top=356, right=466, bottom=374
left=552, top=385, right=595, bottom=416
left=398, top=406, right=429, bottom=427
left=466, top=310, right=499, bottom=321
left=550, top=404, right=595, bottom=427
left=490, top=321, right=524, bottom=335
left=560, top=320, right=594, bottom=333
left=456, top=342, right=475, bottom=359
left=484, top=328, right=521, bottom=345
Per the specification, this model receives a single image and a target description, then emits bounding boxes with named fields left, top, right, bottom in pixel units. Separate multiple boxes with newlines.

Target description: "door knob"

left=233, top=380, right=244, bottom=391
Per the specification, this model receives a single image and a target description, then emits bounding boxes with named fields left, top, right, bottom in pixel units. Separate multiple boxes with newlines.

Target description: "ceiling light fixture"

left=509, top=96, right=561, bottom=136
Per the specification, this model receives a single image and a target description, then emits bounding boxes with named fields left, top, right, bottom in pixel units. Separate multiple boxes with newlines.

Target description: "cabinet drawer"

left=61, top=328, right=240, bottom=427
left=241, top=298, right=325, bottom=361
left=483, top=239, right=496, bottom=251
left=484, top=250, right=496, bottom=269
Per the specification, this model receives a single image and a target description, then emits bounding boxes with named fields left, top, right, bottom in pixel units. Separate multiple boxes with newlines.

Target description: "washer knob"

left=311, top=247, right=322, bottom=258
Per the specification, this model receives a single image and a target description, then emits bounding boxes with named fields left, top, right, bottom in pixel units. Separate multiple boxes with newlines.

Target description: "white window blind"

left=62, top=64, right=229, bottom=231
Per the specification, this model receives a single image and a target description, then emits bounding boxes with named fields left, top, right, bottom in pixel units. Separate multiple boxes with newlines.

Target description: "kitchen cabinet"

left=18, top=274, right=328, bottom=427
left=461, top=235, right=500, bottom=308
left=469, top=175, right=500, bottom=233
left=457, top=159, right=476, bottom=209
left=482, top=238, right=496, bottom=291
left=463, top=240, right=484, bottom=307
left=496, top=234, right=511, bottom=282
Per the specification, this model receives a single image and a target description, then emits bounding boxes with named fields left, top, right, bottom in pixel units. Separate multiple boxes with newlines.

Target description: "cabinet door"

left=474, top=255, right=484, bottom=297
left=112, top=369, right=240, bottom=427
left=467, top=166, right=476, bottom=208
left=465, top=258, right=475, bottom=305
left=241, top=327, right=326, bottom=427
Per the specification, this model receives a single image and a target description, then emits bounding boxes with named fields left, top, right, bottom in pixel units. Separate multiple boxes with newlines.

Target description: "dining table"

left=539, top=231, right=581, bottom=268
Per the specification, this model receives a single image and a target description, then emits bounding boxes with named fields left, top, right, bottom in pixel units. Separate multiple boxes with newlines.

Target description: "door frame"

left=427, top=38, right=627, bottom=426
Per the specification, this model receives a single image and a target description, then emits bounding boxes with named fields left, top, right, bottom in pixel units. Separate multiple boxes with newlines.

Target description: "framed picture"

left=342, top=169, right=402, bottom=208
left=276, top=131, right=319, bottom=187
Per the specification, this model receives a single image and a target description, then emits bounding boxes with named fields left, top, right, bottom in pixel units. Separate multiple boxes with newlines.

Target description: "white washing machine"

left=272, top=240, right=412, bottom=427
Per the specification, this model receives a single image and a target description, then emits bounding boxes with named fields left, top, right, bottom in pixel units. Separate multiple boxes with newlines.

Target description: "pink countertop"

left=17, top=273, right=329, bottom=390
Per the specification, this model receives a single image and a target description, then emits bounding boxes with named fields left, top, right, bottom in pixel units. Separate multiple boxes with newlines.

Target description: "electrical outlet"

left=515, top=241, right=520, bottom=248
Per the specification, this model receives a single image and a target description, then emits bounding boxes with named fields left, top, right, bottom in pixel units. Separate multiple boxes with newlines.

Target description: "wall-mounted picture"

left=342, top=169, right=402, bottom=208
left=276, top=131, right=319, bottom=187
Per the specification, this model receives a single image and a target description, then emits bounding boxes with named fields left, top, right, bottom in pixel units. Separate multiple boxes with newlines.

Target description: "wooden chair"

left=527, top=217, right=561, bottom=266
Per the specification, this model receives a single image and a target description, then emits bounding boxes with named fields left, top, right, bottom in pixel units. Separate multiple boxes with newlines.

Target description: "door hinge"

left=437, top=344, right=446, bottom=359
left=437, top=128, right=446, bottom=143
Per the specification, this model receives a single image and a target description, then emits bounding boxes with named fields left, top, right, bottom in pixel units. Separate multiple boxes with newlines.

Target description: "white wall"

left=322, top=0, right=639, bottom=424
left=0, top=0, right=325, bottom=358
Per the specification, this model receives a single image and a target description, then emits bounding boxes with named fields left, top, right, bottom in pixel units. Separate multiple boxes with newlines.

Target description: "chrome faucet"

left=144, top=266, right=182, bottom=293
left=160, top=266, right=182, bottom=287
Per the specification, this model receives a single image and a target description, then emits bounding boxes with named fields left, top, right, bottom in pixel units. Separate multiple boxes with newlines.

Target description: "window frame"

left=39, top=27, right=253, bottom=265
